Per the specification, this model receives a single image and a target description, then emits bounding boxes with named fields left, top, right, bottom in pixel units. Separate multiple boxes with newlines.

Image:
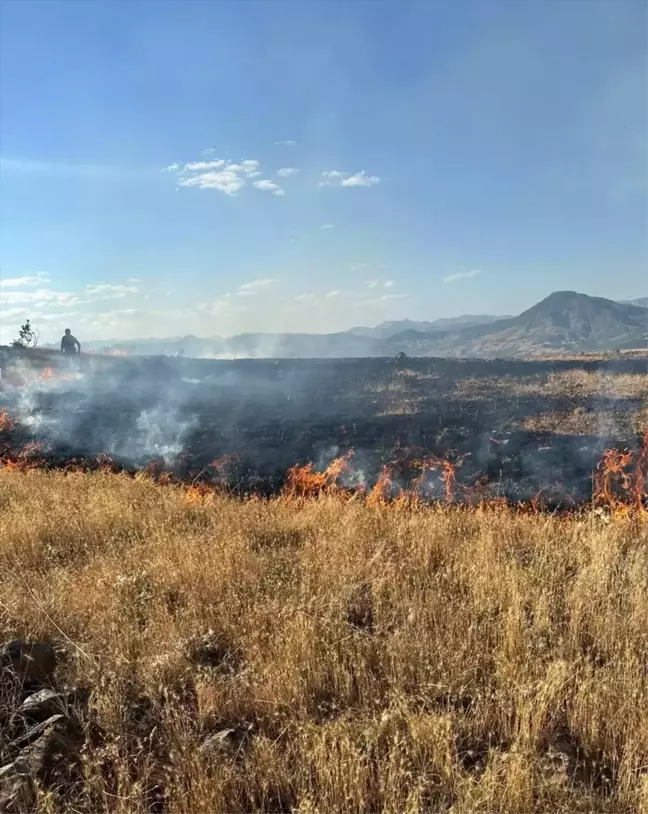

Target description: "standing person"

left=60, top=328, right=81, bottom=356
left=60, top=328, right=81, bottom=369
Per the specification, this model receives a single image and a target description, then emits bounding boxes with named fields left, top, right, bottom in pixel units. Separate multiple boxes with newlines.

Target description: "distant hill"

left=41, top=291, right=648, bottom=359
left=348, top=314, right=506, bottom=339
left=386, top=291, right=648, bottom=357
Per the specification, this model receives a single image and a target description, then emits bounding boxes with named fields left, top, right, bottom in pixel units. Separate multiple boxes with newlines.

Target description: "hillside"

left=348, top=314, right=506, bottom=339
left=387, top=291, right=648, bottom=358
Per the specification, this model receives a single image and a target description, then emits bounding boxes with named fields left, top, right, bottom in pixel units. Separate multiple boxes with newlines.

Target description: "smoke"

left=1, top=351, right=645, bottom=506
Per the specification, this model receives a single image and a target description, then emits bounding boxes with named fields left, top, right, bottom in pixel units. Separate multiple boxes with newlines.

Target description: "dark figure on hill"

left=61, top=328, right=81, bottom=355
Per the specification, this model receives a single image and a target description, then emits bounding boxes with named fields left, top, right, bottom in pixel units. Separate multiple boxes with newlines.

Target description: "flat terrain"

left=1, top=352, right=647, bottom=506
left=0, top=472, right=646, bottom=813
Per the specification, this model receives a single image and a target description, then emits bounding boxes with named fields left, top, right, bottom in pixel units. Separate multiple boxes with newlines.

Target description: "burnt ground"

left=1, top=353, right=647, bottom=506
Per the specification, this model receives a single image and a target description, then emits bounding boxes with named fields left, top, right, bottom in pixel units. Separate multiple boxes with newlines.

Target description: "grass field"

left=1, top=470, right=647, bottom=813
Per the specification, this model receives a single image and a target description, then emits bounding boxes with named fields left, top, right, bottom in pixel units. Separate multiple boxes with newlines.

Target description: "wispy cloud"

left=341, top=171, right=380, bottom=187
left=319, top=170, right=380, bottom=188
left=275, top=140, right=296, bottom=146
left=320, top=223, right=335, bottom=230
left=86, top=283, right=140, bottom=300
left=277, top=167, right=300, bottom=178
left=182, top=160, right=226, bottom=172
left=0, top=289, right=82, bottom=307
left=237, top=278, right=278, bottom=296
left=252, top=179, right=285, bottom=196
left=365, top=279, right=394, bottom=290
left=443, top=269, right=484, bottom=284
left=0, top=273, right=50, bottom=287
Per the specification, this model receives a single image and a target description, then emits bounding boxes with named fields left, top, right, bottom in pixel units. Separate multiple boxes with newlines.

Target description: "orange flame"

left=0, top=410, right=17, bottom=433
left=282, top=451, right=354, bottom=498
left=593, top=429, right=648, bottom=515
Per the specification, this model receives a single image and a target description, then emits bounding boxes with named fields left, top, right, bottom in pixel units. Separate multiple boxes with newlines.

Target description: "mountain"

left=348, top=314, right=506, bottom=339
left=386, top=291, right=648, bottom=357
left=619, top=297, right=648, bottom=309
left=40, top=292, right=648, bottom=359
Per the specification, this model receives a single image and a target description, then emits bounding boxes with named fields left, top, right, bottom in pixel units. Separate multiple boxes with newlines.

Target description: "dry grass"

left=522, top=407, right=648, bottom=437
left=451, top=370, right=648, bottom=401
left=1, top=471, right=647, bottom=812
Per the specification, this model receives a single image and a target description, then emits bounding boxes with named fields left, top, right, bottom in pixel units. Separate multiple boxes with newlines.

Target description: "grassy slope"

left=0, top=471, right=647, bottom=813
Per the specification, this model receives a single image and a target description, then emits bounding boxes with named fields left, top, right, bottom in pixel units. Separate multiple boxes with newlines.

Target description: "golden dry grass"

left=1, top=471, right=647, bottom=812
left=451, top=370, right=648, bottom=401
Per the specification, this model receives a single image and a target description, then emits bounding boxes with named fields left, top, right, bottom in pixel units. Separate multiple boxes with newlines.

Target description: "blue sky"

left=1, top=0, right=646, bottom=343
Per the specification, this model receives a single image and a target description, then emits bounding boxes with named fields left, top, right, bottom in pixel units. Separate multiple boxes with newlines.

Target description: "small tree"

left=12, top=319, right=39, bottom=349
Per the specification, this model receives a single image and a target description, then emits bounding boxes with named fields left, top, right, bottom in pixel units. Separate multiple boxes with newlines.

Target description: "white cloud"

left=366, top=278, right=395, bottom=290
left=325, top=290, right=341, bottom=299
left=341, top=171, right=380, bottom=187
left=252, top=179, right=285, bottom=196
left=241, top=159, right=261, bottom=177
left=2, top=307, right=31, bottom=320
left=319, top=170, right=380, bottom=188
left=127, top=277, right=142, bottom=283
left=277, top=167, right=300, bottom=177
left=163, top=163, right=180, bottom=172
left=0, top=274, right=50, bottom=287
left=183, top=160, right=227, bottom=171
left=86, top=283, right=140, bottom=300
left=237, top=279, right=277, bottom=295
left=169, top=158, right=270, bottom=195
left=294, top=293, right=315, bottom=301
left=443, top=269, right=483, bottom=284
left=179, top=167, right=245, bottom=195
left=275, top=140, right=296, bottom=146
left=320, top=223, right=335, bottom=230
left=0, top=289, right=81, bottom=307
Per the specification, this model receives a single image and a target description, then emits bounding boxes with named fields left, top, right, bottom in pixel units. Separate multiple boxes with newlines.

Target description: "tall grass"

left=0, top=470, right=646, bottom=813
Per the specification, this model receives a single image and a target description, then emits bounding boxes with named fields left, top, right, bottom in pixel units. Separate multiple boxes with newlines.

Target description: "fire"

left=593, top=430, right=648, bottom=515
left=282, top=451, right=354, bottom=498
left=0, top=410, right=16, bottom=433
left=39, top=367, right=55, bottom=380
left=0, top=417, right=646, bottom=516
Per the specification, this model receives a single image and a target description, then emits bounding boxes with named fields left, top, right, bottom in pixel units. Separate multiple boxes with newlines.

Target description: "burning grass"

left=0, top=469, right=647, bottom=813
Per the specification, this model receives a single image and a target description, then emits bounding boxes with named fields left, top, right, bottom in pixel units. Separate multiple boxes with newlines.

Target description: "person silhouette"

left=60, top=328, right=81, bottom=356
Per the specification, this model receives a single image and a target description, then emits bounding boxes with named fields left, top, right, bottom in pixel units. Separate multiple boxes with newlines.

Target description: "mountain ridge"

left=39, top=291, right=647, bottom=359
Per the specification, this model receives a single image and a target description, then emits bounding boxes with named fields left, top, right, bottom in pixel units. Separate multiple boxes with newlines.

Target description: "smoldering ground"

left=0, top=351, right=646, bottom=506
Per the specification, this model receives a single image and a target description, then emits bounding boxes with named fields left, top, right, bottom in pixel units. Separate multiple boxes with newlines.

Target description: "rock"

left=12, top=715, right=84, bottom=787
left=15, top=688, right=63, bottom=723
left=199, top=726, right=252, bottom=758
left=0, top=763, right=36, bottom=813
left=0, top=640, right=57, bottom=688
left=11, top=714, right=67, bottom=751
